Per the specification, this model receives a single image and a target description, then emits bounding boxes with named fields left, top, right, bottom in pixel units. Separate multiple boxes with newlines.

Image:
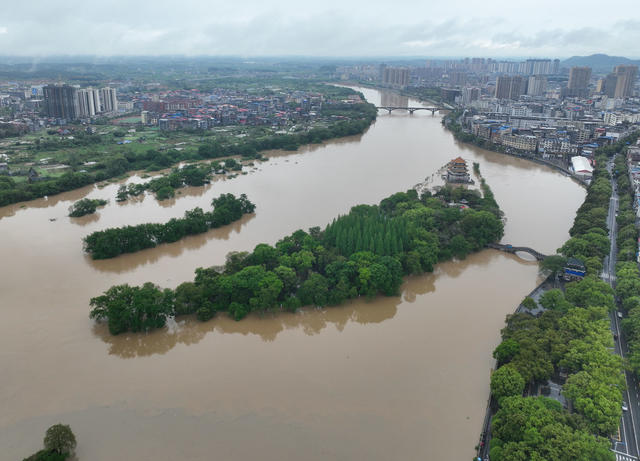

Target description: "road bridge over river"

left=376, top=106, right=445, bottom=115
left=487, top=243, right=546, bottom=261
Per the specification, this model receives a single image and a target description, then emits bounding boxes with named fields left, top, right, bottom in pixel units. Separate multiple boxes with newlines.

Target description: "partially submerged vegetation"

left=89, top=183, right=503, bottom=335
left=84, top=193, right=255, bottom=259
left=22, top=424, right=76, bottom=461
left=115, top=163, right=214, bottom=202
left=68, top=197, right=107, bottom=217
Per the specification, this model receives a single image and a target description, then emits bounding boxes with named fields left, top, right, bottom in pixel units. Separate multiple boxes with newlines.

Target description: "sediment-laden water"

left=0, top=87, right=585, bottom=460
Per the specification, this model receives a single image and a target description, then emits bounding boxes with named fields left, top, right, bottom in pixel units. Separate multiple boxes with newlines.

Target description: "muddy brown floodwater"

left=0, top=86, right=585, bottom=460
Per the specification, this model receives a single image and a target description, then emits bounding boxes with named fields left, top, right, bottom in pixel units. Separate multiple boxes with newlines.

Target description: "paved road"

left=605, top=158, right=640, bottom=459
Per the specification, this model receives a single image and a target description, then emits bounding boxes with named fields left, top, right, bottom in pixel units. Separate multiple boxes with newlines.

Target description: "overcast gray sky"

left=1, top=0, right=639, bottom=58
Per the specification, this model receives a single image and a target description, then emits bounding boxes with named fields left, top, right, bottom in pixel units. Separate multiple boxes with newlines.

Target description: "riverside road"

left=606, top=157, right=640, bottom=461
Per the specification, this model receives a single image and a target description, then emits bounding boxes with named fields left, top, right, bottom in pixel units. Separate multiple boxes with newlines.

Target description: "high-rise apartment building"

left=613, top=65, right=638, bottom=99
left=526, top=75, right=547, bottom=97
left=43, top=85, right=80, bottom=120
left=522, top=59, right=559, bottom=75
left=568, top=66, right=592, bottom=90
left=77, top=88, right=102, bottom=117
left=495, top=75, right=524, bottom=100
left=461, top=87, right=480, bottom=105
left=381, top=67, right=410, bottom=89
left=600, top=73, right=619, bottom=97
left=99, top=87, right=118, bottom=113
left=44, top=85, right=117, bottom=119
left=449, top=71, right=467, bottom=87
left=564, top=66, right=592, bottom=98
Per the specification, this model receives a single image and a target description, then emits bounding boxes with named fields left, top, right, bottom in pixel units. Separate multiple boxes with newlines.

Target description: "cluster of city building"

left=43, top=85, right=118, bottom=121
left=0, top=81, right=361, bottom=133
left=336, top=58, right=638, bottom=183
left=453, top=63, right=638, bottom=181
left=137, top=88, right=329, bottom=131
left=0, top=83, right=120, bottom=131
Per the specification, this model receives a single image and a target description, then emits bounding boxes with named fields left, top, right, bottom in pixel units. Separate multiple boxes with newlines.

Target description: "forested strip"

left=84, top=193, right=255, bottom=259
left=613, top=153, right=639, bottom=263
left=89, top=185, right=504, bottom=335
left=486, top=138, right=640, bottom=461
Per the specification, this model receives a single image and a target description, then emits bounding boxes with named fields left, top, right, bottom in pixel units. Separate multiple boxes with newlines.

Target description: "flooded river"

left=0, top=87, right=585, bottom=460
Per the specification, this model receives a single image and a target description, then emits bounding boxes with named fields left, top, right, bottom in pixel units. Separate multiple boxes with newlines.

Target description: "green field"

left=113, top=116, right=142, bottom=124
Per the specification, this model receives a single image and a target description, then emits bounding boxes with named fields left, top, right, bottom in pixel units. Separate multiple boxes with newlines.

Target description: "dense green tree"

left=540, top=254, right=567, bottom=276
left=539, top=289, right=572, bottom=312
left=68, top=198, right=108, bottom=217
left=23, top=450, right=68, bottom=461
left=297, top=273, right=329, bottom=306
left=89, top=283, right=174, bottom=334
left=564, top=366, right=623, bottom=435
left=493, top=338, right=520, bottom=364
left=490, top=396, right=614, bottom=461
left=84, top=194, right=255, bottom=259
left=43, top=424, right=76, bottom=456
left=490, top=365, right=525, bottom=401
left=521, top=297, right=537, bottom=310
left=565, top=277, right=614, bottom=310
left=90, top=183, right=504, bottom=333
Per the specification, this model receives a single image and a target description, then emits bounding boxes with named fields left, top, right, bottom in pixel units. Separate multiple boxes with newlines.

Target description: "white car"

left=623, top=402, right=629, bottom=411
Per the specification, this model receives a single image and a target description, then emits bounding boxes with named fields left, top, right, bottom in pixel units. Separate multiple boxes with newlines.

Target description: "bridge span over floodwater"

left=487, top=243, right=547, bottom=261
left=376, top=106, right=445, bottom=115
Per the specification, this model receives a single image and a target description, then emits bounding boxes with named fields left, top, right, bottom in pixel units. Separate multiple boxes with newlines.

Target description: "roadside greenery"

left=558, top=152, right=611, bottom=263
left=487, top=142, right=637, bottom=461
left=68, top=197, right=107, bottom=217
left=615, top=145, right=640, bottom=376
left=90, top=184, right=504, bottom=335
left=490, top=364, right=525, bottom=402
left=84, top=193, right=255, bottom=259
left=613, top=152, right=639, bottom=262
left=490, top=396, right=614, bottom=461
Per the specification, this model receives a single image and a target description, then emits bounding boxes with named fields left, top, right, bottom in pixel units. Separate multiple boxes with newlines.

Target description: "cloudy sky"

left=1, top=0, right=639, bottom=58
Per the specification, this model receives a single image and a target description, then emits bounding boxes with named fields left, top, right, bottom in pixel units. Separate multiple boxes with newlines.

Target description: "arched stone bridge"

left=487, top=243, right=547, bottom=261
left=376, top=106, right=444, bottom=115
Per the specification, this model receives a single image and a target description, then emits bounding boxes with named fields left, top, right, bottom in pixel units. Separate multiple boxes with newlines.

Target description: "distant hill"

left=562, top=54, right=640, bottom=73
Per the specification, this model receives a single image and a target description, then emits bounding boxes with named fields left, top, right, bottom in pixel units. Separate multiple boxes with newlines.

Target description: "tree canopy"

left=84, top=193, right=255, bottom=259
left=90, top=184, right=504, bottom=334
